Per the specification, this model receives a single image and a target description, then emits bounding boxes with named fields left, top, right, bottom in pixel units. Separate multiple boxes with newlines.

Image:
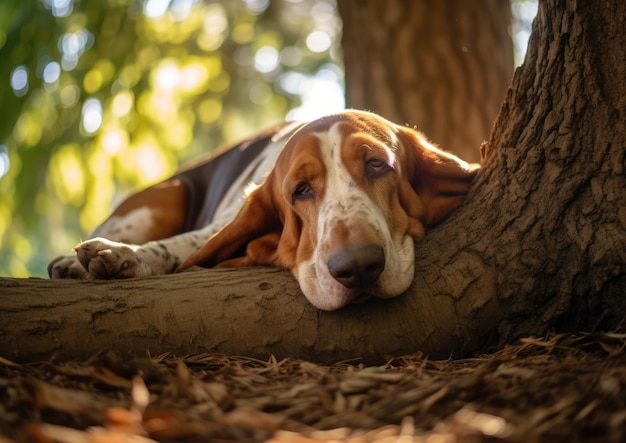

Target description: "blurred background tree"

left=340, top=0, right=514, bottom=163
left=0, top=0, right=536, bottom=278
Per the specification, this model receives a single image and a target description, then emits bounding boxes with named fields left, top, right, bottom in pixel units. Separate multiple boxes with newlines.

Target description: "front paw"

left=74, top=237, right=140, bottom=279
left=48, top=255, right=89, bottom=279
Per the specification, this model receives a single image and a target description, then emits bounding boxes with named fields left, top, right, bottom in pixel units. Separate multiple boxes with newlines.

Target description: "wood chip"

left=2, top=331, right=625, bottom=442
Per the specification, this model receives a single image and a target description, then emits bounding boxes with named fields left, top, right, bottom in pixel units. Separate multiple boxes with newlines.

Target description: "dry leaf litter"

left=1, top=331, right=625, bottom=442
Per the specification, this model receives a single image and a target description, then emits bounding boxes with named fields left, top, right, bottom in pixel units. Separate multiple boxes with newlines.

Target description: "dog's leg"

left=49, top=183, right=249, bottom=279
left=48, top=178, right=189, bottom=278
left=67, top=225, right=219, bottom=279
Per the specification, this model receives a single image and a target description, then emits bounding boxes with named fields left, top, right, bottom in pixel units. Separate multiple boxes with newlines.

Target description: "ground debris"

left=1, top=331, right=625, bottom=442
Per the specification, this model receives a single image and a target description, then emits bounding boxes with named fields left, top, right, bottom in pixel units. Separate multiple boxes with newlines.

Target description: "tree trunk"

left=1, top=0, right=624, bottom=363
left=338, top=0, right=513, bottom=162
left=475, top=0, right=626, bottom=338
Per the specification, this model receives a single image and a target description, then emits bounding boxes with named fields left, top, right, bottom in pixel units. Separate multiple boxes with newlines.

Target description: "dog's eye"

left=293, top=182, right=314, bottom=201
left=366, top=158, right=388, bottom=177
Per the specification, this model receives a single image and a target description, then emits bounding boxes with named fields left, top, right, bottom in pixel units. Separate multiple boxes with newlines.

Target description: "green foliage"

left=0, top=0, right=342, bottom=277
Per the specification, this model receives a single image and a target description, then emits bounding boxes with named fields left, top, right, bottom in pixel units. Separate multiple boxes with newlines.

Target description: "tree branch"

left=0, top=219, right=500, bottom=364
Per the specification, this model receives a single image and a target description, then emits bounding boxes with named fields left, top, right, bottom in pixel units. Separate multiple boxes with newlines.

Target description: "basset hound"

left=49, top=110, right=479, bottom=310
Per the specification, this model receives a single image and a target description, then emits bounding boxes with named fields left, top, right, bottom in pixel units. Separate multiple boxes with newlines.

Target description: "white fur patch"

left=91, top=206, right=154, bottom=244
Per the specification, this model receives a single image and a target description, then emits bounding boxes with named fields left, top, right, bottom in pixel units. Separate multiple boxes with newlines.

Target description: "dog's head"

left=180, top=110, right=479, bottom=310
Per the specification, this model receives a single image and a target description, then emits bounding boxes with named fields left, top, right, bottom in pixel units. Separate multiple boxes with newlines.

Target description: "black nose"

left=327, top=244, right=385, bottom=288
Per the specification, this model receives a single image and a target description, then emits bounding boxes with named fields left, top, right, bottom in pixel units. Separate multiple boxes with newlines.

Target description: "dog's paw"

left=73, top=237, right=141, bottom=279
left=48, top=255, right=89, bottom=279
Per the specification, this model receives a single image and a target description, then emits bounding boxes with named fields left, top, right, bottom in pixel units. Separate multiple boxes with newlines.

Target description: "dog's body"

left=49, top=111, right=479, bottom=310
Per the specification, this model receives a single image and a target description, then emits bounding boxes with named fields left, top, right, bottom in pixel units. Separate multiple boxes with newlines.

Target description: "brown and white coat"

left=49, top=110, right=478, bottom=310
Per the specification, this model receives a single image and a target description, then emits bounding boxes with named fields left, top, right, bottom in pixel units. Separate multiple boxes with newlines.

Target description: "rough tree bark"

left=338, top=0, right=513, bottom=162
left=0, top=0, right=624, bottom=363
left=474, top=0, right=626, bottom=338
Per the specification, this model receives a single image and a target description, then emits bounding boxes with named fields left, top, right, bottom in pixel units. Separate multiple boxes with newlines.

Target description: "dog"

left=49, top=110, right=479, bottom=310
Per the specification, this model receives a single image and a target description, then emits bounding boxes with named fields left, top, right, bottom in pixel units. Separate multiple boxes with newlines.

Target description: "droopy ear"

left=396, top=126, right=480, bottom=228
left=178, top=175, right=284, bottom=271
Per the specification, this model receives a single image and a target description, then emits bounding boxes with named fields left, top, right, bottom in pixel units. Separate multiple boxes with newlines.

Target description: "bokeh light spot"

left=102, top=128, right=128, bottom=155
left=0, top=145, right=10, bottom=180
left=197, top=98, right=222, bottom=124
left=10, top=65, right=29, bottom=97
left=60, top=84, right=80, bottom=107
left=306, top=30, right=332, bottom=53
left=82, top=98, right=103, bottom=134
left=43, top=62, right=61, bottom=83
left=112, top=90, right=134, bottom=118
left=254, top=46, right=280, bottom=74
left=153, top=60, right=181, bottom=91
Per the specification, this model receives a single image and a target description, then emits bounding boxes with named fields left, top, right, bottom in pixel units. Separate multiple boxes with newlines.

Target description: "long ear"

left=178, top=175, right=283, bottom=270
left=396, top=126, right=480, bottom=227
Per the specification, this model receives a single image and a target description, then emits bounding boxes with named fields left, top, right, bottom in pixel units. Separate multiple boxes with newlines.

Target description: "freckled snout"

left=327, top=244, right=385, bottom=289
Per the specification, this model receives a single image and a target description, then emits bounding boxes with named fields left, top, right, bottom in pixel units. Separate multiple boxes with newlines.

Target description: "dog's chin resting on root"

left=48, top=110, right=479, bottom=311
